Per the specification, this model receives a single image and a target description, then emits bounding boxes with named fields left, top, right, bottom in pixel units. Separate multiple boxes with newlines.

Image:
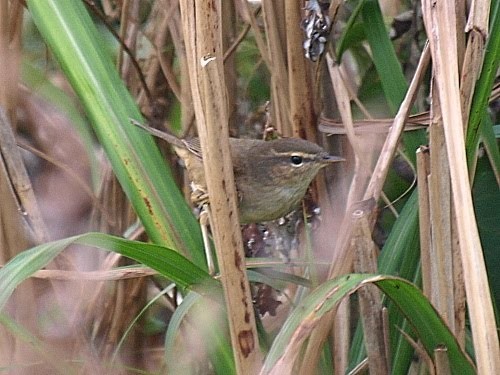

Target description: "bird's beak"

left=320, top=154, right=345, bottom=164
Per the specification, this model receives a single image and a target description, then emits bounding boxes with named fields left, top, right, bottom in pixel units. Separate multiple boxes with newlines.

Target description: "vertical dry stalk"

left=140, top=2, right=182, bottom=112
left=327, top=44, right=430, bottom=281
left=434, top=346, right=451, bottom=375
left=326, top=54, right=371, bottom=207
left=460, top=0, right=491, bottom=132
left=87, top=170, right=147, bottom=366
left=333, top=299, right=350, bottom=375
left=451, top=206, right=466, bottom=348
left=301, top=200, right=376, bottom=373
left=421, top=0, right=500, bottom=373
left=0, top=1, right=20, bottom=119
left=221, top=0, right=238, bottom=127
left=352, top=209, right=389, bottom=375
left=0, top=109, right=40, bottom=367
left=301, top=41, right=430, bottom=375
left=401, top=328, right=436, bottom=374
left=0, top=3, right=43, bottom=368
left=455, top=0, right=467, bottom=71
left=285, top=1, right=316, bottom=140
left=416, top=146, right=432, bottom=296
left=261, top=0, right=291, bottom=135
left=428, top=88, right=455, bottom=330
left=178, top=1, right=261, bottom=373
left=0, top=109, right=49, bottom=245
left=239, top=0, right=271, bottom=68
left=363, top=44, right=431, bottom=202
left=117, top=0, right=139, bottom=83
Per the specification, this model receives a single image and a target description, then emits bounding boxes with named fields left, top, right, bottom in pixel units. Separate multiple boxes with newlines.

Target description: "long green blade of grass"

left=465, top=0, right=500, bottom=168
left=0, top=232, right=217, bottom=313
left=361, top=0, right=407, bottom=113
left=26, top=0, right=206, bottom=268
left=263, top=274, right=475, bottom=374
left=165, top=291, right=235, bottom=374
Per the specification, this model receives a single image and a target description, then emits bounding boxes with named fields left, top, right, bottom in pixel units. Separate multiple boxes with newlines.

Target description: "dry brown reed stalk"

left=240, top=0, right=271, bottom=67
left=451, top=205, right=467, bottom=348
left=154, top=4, right=183, bottom=102
left=0, top=109, right=41, bottom=369
left=0, top=109, right=50, bottom=245
left=179, top=1, right=262, bottom=373
left=422, top=0, right=500, bottom=373
left=117, top=0, right=140, bottom=81
left=424, top=75, right=467, bottom=350
left=460, top=0, right=490, bottom=133
left=262, top=0, right=292, bottom=136
left=333, top=298, right=350, bottom=375
left=422, top=77, right=467, bottom=349
left=434, top=346, right=451, bottom=375
left=86, top=176, right=147, bottom=365
left=139, top=1, right=185, bottom=116
left=285, top=1, right=316, bottom=141
left=327, top=54, right=372, bottom=208
left=300, top=43, right=431, bottom=372
left=398, top=327, right=436, bottom=374
left=352, top=209, right=389, bottom=374
left=417, top=146, right=432, bottom=296
left=221, top=1, right=238, bottom=127
left=0, top=3, right=53, bottom=367
left=428, top=86, right=455, bottom=329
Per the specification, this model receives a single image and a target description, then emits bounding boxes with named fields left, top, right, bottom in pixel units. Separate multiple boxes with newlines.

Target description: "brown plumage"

left=133, top=121, right=343, bottom=223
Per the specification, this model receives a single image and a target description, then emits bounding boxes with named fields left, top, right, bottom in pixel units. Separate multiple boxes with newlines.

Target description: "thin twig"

left=17, top=140, right=114, bottom=227
left=82, top=0, right=153, bottom=105
left=223, top=6, right=261, bottom=62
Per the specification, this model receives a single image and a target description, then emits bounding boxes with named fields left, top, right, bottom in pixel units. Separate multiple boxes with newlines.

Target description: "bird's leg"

left=188, top=182, right=216, bottom=274
left=199, top=203, right=216, bottom=275
left=189, top=182, right=209, bottom=207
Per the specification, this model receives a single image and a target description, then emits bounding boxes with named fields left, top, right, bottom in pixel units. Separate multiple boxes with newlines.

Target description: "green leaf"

left=466, top=0, right=500, bottom=169
left=165, top=291, right=235, bottom=374
left=493, top=125, right=500, bottom=138
left=479, top=113, right=500, bottom=181
left=473, top=156, right=500, bottom=310
left=361, top=0, right=407, bottom=114
left=336, top=1, right=365, bottom=59
left=26, top=0, right=206, bottom=268
left=359, top=0, right=426, bottom=164
left=0, top=233, right=217, bottom=312
left=262, top=274, right=475, bottom=374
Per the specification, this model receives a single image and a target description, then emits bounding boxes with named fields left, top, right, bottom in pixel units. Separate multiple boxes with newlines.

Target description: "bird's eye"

left=290, top=155, right=303, bottom=166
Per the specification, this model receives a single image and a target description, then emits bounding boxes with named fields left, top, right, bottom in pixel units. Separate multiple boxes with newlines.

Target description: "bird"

left=133, top=120, right=344, bottom=223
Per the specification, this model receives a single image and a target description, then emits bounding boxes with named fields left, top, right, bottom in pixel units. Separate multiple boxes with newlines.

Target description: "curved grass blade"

left=0, top=232, right=217, bottom=313
left=262, top=274, right=474, bottom=375
left=165, top=291, right=235, bottom=374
